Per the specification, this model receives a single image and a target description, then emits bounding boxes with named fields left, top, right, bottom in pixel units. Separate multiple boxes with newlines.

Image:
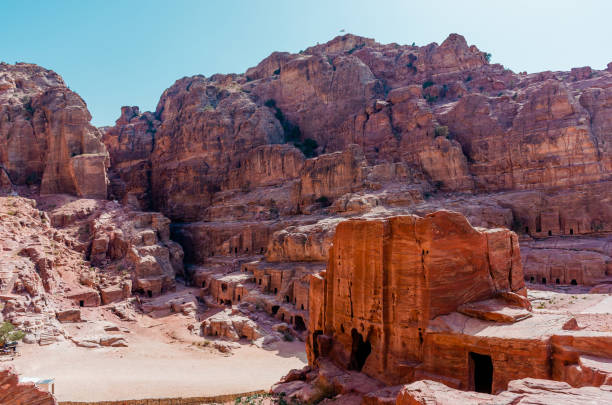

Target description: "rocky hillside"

left=101, top=33, right=612, bottom=331
left=1, top=32, right=611, bottom=356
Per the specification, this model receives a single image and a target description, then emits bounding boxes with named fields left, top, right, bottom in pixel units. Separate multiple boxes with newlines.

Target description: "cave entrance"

left=571, top=279, right=577, bottom=285
left=294, top=315, right=306, bottom=331
left=79, top=300, right=84, bottom=307
left=147, top=290, right=153, bottom=298
left=348, top=329, right=371, bottom=372
left=469, top=352, right=493, bottom=394
left=271, top=305, right=279, bottom=315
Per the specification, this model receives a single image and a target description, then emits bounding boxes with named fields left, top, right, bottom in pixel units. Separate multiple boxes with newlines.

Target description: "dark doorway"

left=570, top=228, right=574, bottom=235
left=470, top=352, right=493, bottom=394
left=348, top=329, right=371, bottom=371
left=147, top=290, right=153, bottom=298
left=79, top=300, right=84, bottom=307
left=556, top=278, right=560, bottom=284
left=571, top=279, right=577, bottom=285
left=271, top=305, right=279, bottom=315
left=548, top=230, right=552, bottom=236
left=294, top=316, right=306, bottom=331
left=274, top=288, right=278, bottom=294
left=542, top=277, right=546, bottom=285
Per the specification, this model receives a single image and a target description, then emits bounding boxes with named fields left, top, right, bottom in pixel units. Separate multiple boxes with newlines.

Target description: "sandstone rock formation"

left=0, top=63, right=108, bottom=198
left=0, top=366, right=57, bottom=405
left=396, top=378, right=612, bottom=405
left=272, top=210, right=612, bottom=404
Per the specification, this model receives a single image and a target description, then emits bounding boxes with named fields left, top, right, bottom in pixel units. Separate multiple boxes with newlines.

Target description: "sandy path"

left=12, top=337, right=307, bottom=401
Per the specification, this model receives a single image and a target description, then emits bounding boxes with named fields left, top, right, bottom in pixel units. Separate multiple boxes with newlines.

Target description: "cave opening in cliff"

left=349, top=328, right=371, bottom=372
left=469, top=352, right=493, bottom=394
left=272, top=305, right=279, bottom=314
left=571, top=279, right=577, bottom=285
left=294, top=316, right=306, bottom=331
left=79, top=300, right=84, bottom=307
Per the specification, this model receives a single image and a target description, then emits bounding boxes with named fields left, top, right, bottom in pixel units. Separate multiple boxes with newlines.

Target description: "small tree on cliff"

left=0, top=322, right=25, bottom=346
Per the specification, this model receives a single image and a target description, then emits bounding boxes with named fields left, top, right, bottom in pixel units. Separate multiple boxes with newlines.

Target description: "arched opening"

left=548, top=230, right=552, bottom=236
left=348, top=329, right=371, bottom=372
left=571, top=279, right=577, bottom=285
left=556, top=278, right=560, bottom=284
left=79, top=300, right=84, bottom=307
left=570, top=228, right=574, bottom=235
left=542, top=277, right=547, bottom=285
left=271, top=305, right=279, bottom=315
left=294, top=316, right=306, bottom=331
left=469, top=352, right=493, bottom=394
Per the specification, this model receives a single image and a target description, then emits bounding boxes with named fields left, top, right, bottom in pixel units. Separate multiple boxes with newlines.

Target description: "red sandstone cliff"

left=0, top=63, right=109, bottom=198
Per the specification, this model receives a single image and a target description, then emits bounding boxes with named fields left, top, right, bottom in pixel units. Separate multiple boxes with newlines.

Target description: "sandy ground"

left=8, top=290, right=308, bottom=402
left=11, top=336, right=306, bottom=401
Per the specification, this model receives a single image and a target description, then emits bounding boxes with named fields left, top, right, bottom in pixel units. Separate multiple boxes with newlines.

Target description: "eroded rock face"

left=101, top=34, right=612, bottom=290
left=0, top=63, right=108, bottom=198
left=0, top=366, right=57, bottom=405
left=307, top=211, right=524, bottom=385
left=292, top=210, right=612, bottom=402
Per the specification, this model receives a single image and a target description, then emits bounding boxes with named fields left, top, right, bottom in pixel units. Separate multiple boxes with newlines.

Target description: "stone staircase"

left=38, top=328, right=59, bottom=346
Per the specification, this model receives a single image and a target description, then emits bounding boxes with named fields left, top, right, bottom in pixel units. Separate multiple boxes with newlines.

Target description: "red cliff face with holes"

left=0, top=63, right=108, bottom=198
left=307, top=211, right=525, bottom=386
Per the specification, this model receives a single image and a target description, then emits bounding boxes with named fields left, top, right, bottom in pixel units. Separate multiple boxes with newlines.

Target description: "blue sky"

left=2, top=0, right=611, bottom=126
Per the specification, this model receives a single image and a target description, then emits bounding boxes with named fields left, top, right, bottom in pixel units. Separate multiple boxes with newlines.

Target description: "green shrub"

left=484, top=52, right=492, bottom=62
left=273, top=68, right=280, bottom=75
left=0, top=322, right=25, bottom=345
left=434, top=125, right=449, bottom=138
left=422, top=80, right=434, bottom=89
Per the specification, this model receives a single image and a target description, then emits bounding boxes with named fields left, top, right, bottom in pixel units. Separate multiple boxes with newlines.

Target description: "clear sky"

left=2, top=0, right=611, bottom=126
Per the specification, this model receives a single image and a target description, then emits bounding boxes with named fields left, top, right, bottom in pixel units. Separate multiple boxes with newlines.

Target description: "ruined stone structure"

left=306, top=211, right=612, bottom=394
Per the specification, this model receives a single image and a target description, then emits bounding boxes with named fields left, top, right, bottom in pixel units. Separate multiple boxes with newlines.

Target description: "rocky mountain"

left=0, top=63, right=108, bottom=198
left=1, top=32, right=612, bottom=403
